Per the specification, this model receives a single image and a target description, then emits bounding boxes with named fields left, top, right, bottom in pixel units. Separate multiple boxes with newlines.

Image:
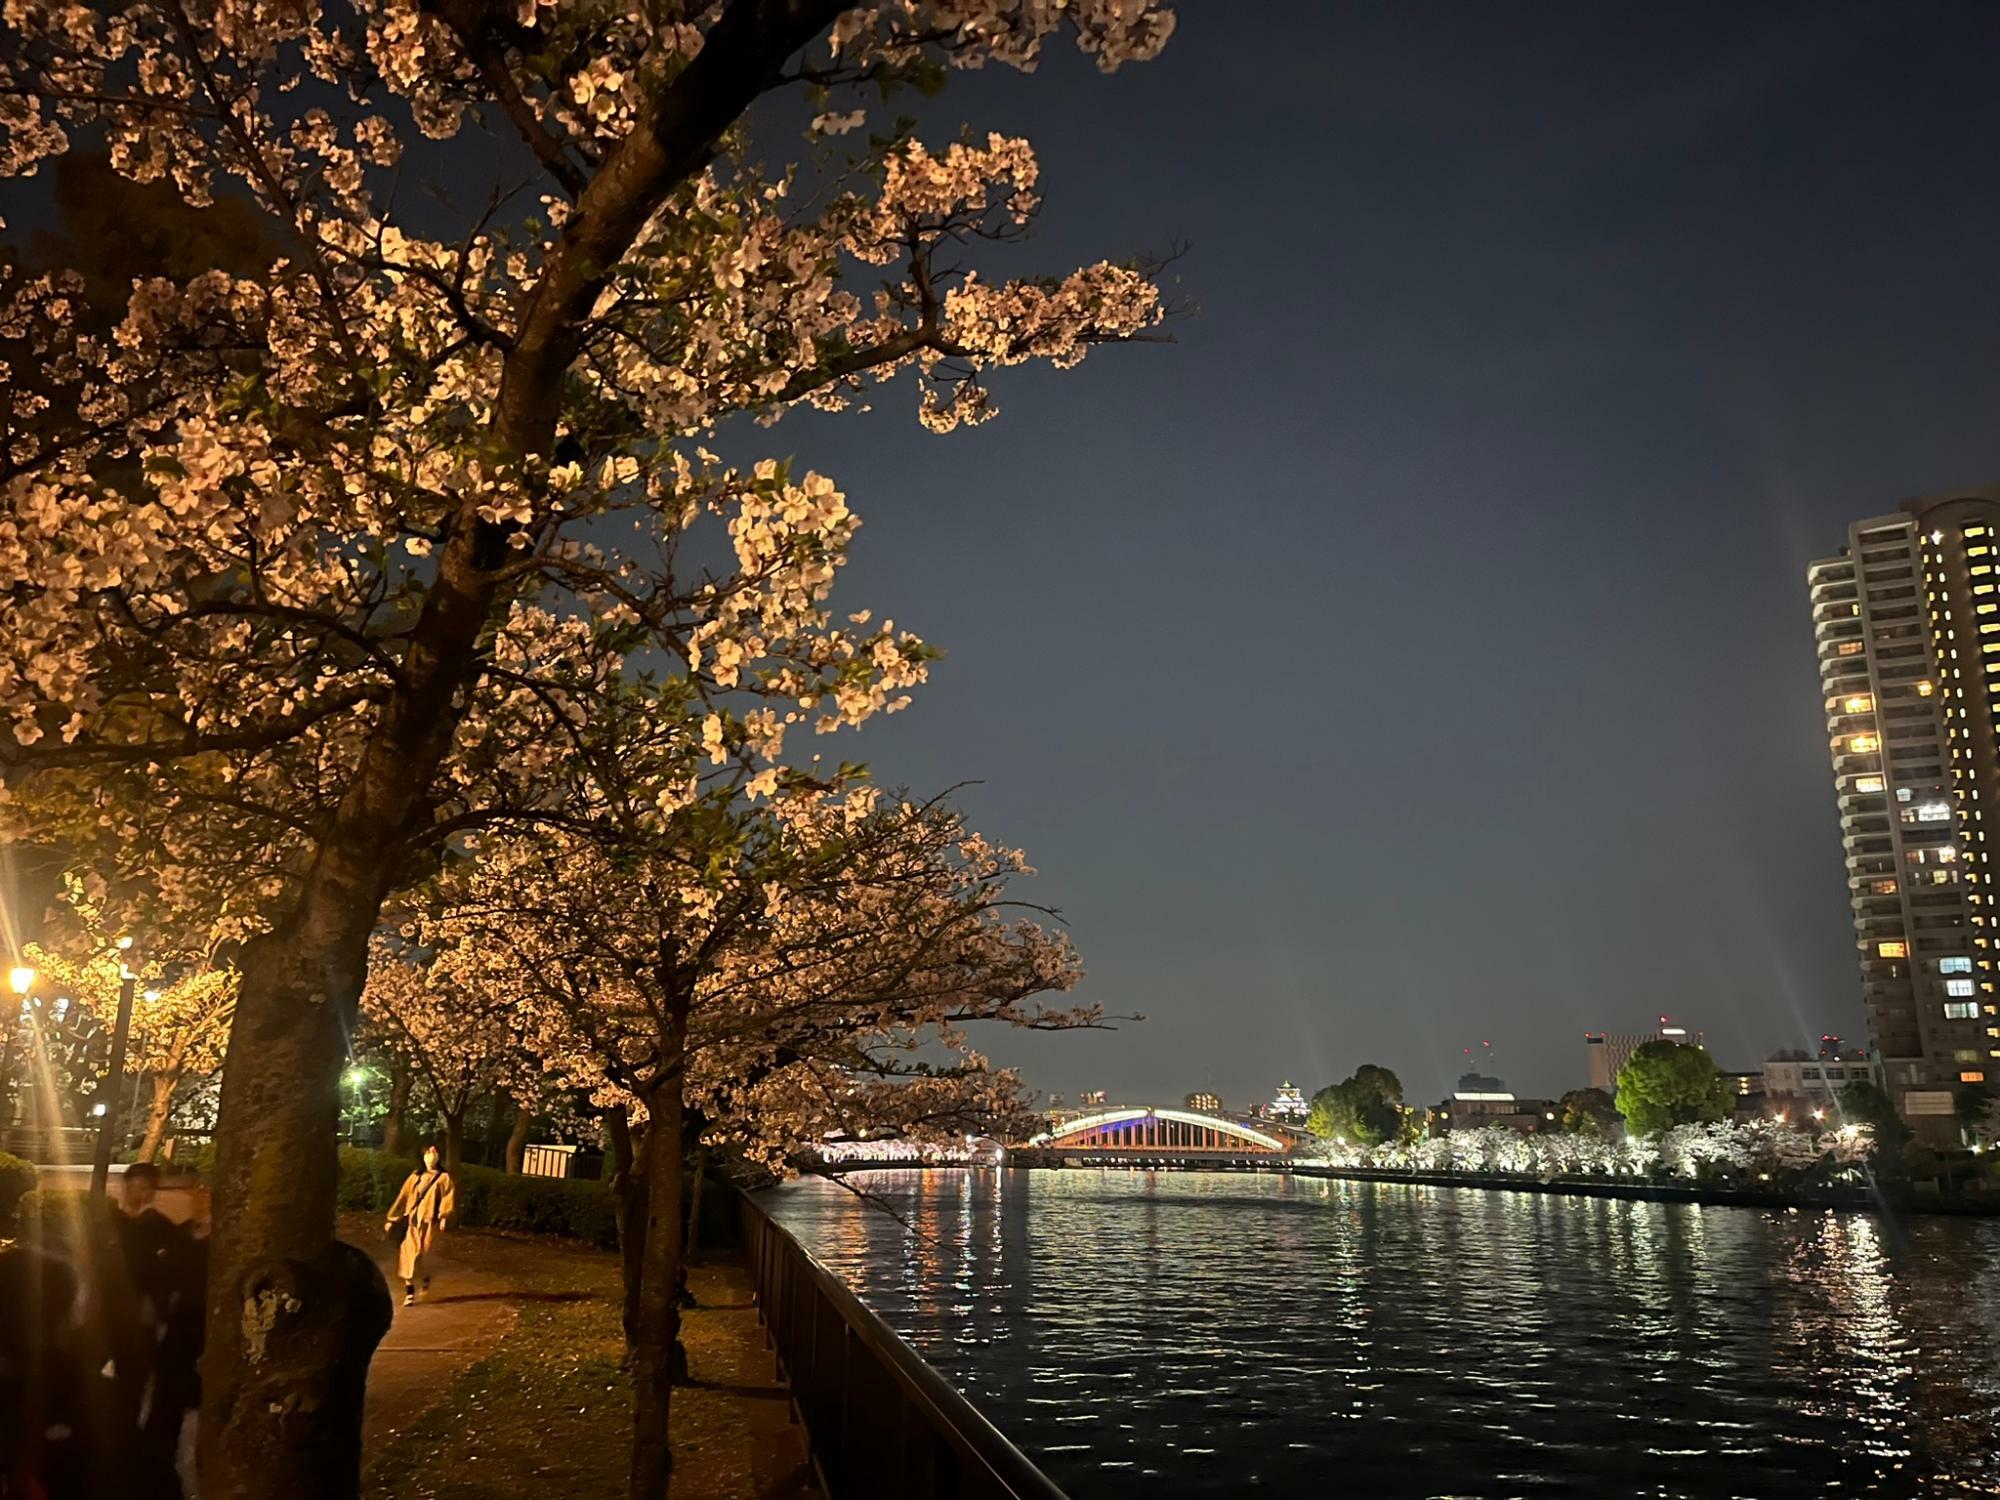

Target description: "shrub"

left=0, top=1151, right=38, bottom=1233
left=339, top=1148, right=617, bottom=1250
left=14, top=1187, right=110, bottom=1253
left=339, top=1146, right=419, bottom=1213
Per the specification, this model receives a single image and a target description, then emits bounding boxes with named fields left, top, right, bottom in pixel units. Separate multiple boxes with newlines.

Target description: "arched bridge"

left=1018, top=1106, right=1316, bottom=1167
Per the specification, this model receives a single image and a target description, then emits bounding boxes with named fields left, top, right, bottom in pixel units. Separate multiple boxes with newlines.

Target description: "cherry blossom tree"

left=1304, top=1120, right=1874, bottom=1183
left=358, top=938, right=516, bottom=1170
left=21, top=938, right=236, bottom=1161
left=0, top=5, right=1174, bottom=1493
left=422, top=786, right=1086, bottom=1485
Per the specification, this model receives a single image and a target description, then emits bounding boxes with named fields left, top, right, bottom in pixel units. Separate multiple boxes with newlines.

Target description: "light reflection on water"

left=765, top=1169, right=2000, bottom=1497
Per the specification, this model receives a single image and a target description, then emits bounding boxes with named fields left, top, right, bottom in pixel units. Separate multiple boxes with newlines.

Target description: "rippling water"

left=764, top=1169, right=2000, bottom=1497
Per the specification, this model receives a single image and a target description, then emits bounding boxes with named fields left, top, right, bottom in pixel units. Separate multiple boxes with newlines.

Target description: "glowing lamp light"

left=7, top=965, right=34, bottom=997
left=343, top=1065, right=369, bottom=1088
left=114, top=936, right=133, bottom=951
left=142, top=988, right=161, bottom=1002
left=90, top=1102, right=107, bottom=1118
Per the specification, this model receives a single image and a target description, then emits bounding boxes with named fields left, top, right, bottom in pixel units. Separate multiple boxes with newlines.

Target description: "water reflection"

left=769, top=1170, right=2000, bottom=1498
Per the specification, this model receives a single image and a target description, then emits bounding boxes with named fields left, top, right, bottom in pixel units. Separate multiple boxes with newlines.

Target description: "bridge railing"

left=740, top=1191, right=1069, bottom=1500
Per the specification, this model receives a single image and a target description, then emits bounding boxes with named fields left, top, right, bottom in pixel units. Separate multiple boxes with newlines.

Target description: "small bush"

left=0, top=1150, right=38, bottom=1232
left=15, top=1187, right=110, bottom=1252
left=339, top=1146, right=419, bottom=1213
left=338, top=1148, right=617, bottom=1250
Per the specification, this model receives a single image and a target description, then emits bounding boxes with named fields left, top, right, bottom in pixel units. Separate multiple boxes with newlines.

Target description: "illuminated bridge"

left=1016, top=1105, right=1318, bottom=1167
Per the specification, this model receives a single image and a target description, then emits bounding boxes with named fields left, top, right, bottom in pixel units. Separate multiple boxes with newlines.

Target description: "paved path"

left=347, top=1211, right=819, bottom=1498
left=345, top=1214, right=523, bottom=1461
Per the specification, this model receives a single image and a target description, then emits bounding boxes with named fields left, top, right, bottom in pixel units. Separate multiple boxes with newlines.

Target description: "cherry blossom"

left=0, top=5, right=1174, bottom=1493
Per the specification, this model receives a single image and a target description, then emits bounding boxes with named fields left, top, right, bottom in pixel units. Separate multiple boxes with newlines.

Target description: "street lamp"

left=342, top=1064, right=371, bottom=1144
left=89, top=941, right=139, bottom=1201
left=0, top=962, right=32, bottom=1140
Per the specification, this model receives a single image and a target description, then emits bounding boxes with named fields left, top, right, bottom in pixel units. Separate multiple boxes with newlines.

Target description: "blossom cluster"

left=1299, top=1120, right=1877, bottom=1181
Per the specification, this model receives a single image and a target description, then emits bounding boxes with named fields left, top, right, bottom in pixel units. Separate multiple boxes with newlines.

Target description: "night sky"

left=13, top=3, right=2000, bottom=1112
left=758, top=1, right=2000, bottom=1108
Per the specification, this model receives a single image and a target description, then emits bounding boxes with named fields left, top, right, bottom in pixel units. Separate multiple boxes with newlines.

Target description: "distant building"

left=1079, top=1089, right=1107, bottom=1107
left=1185, top=1091, right=1222, bottom=1112
left=1432, top=1072, right=1557, bottom=1135
left=1717, top=1070, right=1761, bottom=1098
left=1763, top=1049, right=1882, bottom=1104
left=1810, top=493, right=2000, bottom=1132
left=1269, top=1082, right=1308, bottom=1124
left=1585, top=1018, right=1703, bottom=1094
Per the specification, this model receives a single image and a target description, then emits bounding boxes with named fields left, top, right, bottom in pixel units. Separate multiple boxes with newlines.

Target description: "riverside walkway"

left=346, top=1213, right=818, bottom=1499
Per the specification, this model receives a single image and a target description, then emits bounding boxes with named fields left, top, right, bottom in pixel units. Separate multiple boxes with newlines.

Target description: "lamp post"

left=343, top=1064, right=370, bottom=1144
left=1, top=963, right=32, bottom=1145
left=89, top=938, right=137, bottom=1201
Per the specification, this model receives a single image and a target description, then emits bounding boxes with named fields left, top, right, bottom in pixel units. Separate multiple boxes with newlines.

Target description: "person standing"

left=383, top=1146, right=454, bottom=1307
left=111, top=1163, right=203, bottom=1500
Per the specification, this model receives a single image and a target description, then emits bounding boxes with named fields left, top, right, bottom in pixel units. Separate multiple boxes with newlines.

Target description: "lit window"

left=1948, top=981, right=1977, bottom=998
left=1855, top=775, right=1886, bottom=793
left=1839, top=641, right=1865, bottom=656
left=1879, top=941, right=1909, bottom=958
left=1941, top=846, right=1960, bottom=863
left=1935, top=869, right=1957, bottom=884
left=1919, top=801, right=1953, bottom=822
left=1941, top=957, right=1973, bottom=973
left=1898, top=787, right=1915, bottom=802
left=1843, top=694, right=1873, bottom=713
left=1849, top=735, right=1880, bottom=752
left=1871, top=878, right=1898, bottom=894
left=1971, top=527, right=1992, bottom=539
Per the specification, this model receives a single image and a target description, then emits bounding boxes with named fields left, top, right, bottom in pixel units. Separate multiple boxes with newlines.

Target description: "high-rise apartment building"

left=1810, top=490, right=2000, bottom=1130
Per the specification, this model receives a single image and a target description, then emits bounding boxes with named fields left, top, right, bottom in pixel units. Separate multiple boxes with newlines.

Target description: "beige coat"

left=386, top=1168, right=455, bottom=1281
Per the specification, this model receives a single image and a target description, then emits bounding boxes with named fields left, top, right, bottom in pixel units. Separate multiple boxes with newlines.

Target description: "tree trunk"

left=504, top=1098, right=533, bottom=1174
left=611, top=1111, right=649, bottom=1355
left=483, top=1089, right=509, bottom=1167
left=136, top=1072, right=178, bottom=1164
left=683, top=1144, right=707, bottom=1266
left=198, top=930, right=395, bottom=1500
left=380, top=1061, right=411, bottom=1157
left=443, top=1108, right=465, bottom=1174
left=628, top=1033, right=686, bottom=1500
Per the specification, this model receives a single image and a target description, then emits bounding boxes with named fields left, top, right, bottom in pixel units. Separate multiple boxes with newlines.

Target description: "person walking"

left=382, top=1146, right=455, bottom=1308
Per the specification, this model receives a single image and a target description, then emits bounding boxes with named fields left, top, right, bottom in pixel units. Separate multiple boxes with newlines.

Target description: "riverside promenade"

left=348, top=1213, right=819, bottom=1499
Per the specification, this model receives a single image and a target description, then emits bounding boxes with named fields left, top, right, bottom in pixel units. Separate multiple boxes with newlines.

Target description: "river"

left=763, top=1168, right=2000, bottom=1497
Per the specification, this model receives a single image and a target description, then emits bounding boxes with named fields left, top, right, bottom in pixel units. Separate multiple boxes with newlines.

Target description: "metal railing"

left=740, top=1191, right=1069, bottom=1500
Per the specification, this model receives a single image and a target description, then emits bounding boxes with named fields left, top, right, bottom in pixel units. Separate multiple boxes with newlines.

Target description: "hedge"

left=15, top=1188, right=109, bottom=1252
left=340, top=1148, right=619, bottom=1250
left=0, top=1150, right=37, bottom=1232
left=14, top=1150, right=619, bottom=1252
